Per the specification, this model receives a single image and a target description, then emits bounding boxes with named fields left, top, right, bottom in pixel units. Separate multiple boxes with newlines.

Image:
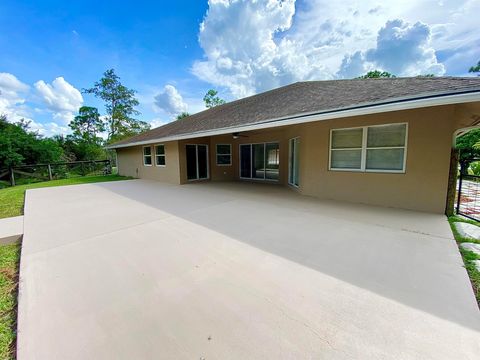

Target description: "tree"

left=83, top=69, right=150, bottom=142
left=357, top=70, right=396, bottom=79
left=176, top=112, right=190, bottom=120
left=203, top=89, right=226, bottom=108
left=469, top=61, right=480, bottom=75
left=0, top=114, right=64, bottom=168
left=456, top=129, right=480, bottom=173
left=69, top=106, right=105, bottom=143
left=52, top=134, right=106, bottom=162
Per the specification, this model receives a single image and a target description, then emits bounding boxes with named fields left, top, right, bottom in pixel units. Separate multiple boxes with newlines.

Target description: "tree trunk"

left=445, top=148, right=459, bottom=216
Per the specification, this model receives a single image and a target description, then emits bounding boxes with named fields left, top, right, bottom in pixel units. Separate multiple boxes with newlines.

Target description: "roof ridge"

left=297, top=76, right=480, bottom=83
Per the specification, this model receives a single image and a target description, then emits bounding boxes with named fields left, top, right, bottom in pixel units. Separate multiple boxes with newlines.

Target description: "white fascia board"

left=107, top=91, right=480, bottom=149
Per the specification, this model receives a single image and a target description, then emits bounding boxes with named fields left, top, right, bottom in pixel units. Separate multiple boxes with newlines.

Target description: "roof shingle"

left=111, top=77, right=480, bottom=147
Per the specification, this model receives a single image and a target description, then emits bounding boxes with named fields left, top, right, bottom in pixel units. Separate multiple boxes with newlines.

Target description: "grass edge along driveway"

left=0, top=175, right=132, bottom=220
left=449, top=216, right=480, bottom=306
left=0, top=242, right=20, bottom=360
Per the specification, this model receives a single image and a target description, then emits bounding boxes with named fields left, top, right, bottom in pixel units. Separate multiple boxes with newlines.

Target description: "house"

left=107, top=77, right=480, bottom=214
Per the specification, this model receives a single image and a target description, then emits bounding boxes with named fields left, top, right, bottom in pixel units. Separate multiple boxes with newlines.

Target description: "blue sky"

left=0, top=0, right=479, bottom=136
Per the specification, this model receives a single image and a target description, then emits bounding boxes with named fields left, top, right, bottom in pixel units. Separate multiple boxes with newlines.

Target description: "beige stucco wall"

left=297, top=106, right=455, bottom=213
left=116, top=141, right=181, bottom=184
left=116, top=103, right=480, bottom=213
left=203, top=105, right=456, bottom=213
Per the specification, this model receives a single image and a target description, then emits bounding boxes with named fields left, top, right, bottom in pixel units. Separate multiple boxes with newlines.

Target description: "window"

left=240, top=142, right=279, bottom=180
left=330, top=123, right=407, bottom=172
left=143, top=146, right=152, bottom=166
left=216, top=144, right=231, bottom=166
left=155, top=145, right=166, bottom=166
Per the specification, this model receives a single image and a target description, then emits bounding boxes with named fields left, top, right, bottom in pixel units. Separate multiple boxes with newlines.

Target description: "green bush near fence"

left=468, top=161, right=480, bottom=176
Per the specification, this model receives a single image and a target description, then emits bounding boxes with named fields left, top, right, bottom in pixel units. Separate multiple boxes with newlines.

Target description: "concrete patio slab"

left=17, top=180, right=480, bottom=359
left=0, top=215, right=23, bottom=244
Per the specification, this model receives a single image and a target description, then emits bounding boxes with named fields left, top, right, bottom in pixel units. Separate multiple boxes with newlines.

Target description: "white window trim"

left=216, top=144, right=232, bottom=166
left=143, top=145, right=152, bottom=166
left=154, top=144, right=166, bottom=167
left=328, top=122, right=408, bottom=173
left=238, top=141, right=280, bottom=182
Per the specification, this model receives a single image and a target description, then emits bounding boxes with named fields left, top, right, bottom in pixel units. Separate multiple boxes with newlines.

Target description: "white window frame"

left=329, top=122, right=408, bottom=173
left=154, top=144, right=166, bottom=167
left=143, top=146, right=152, bottom=166
left=216, top=144, right=232, bottom=166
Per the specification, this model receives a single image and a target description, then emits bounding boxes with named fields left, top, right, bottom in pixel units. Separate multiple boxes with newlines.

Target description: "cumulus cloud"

left=338, top=19, right=445, bottom=78
left=34, top=77, right=83, bottom=123
left=154, top=85, right=188, bottom=115
left=0, top=72, right=30, bottom=121
left=193, top=0, right=475, bottom=98
left=192, top=0, right=331, bottom=98
left=28, top=120, right=70, bottom=137
left=0, top=73, right=83, bottom=135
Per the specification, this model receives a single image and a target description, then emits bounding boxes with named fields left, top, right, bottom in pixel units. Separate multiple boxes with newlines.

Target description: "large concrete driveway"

left=18, top=180, right=480, bottom=359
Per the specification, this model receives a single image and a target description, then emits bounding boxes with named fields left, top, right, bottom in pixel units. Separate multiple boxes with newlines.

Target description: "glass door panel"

left=240, top=144, right=252, bottom=178
left=186, top=145, right=198, bottom=180
left=265, top=143, right=279, bottom=180
left=252, top=143, right=265, bottom=179
left=197, top=145, right=208, bottom=179
left=289, top=138, right=299, bottom=186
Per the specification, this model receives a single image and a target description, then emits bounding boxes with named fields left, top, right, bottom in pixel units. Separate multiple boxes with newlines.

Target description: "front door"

left=186, top=144, right=209, bottom=181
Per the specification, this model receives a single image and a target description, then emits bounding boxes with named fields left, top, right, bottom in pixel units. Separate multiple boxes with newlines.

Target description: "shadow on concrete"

left=89, top=179, right=480, bottom=331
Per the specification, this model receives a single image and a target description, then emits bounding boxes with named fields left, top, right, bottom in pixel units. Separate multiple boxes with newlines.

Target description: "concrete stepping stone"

left=454, top=222, right=480, bottom=240
left=460, top=242, right=480, bottom=256
left=0, top=216, right=23, bottom=244
left=474, top=260, right=480, bottom=272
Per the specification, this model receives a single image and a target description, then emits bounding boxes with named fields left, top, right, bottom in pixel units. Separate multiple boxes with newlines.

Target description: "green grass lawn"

left=0, top=175, right=131, bottom=219
left=0, top=242, right=20, bottom=360
left=448, top=216, right=480, bottom=305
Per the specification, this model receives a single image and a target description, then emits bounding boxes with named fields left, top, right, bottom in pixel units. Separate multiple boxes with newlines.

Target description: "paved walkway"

left=17, top=180, right=480, bottom=359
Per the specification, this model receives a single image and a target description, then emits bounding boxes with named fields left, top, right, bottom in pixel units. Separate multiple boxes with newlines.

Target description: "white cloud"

left=28, top=120, right=71, bottom=137
left=0, top=73, right=83, bottom=136
left=34, top=77, right=83, bottom=123
left=193, top=0, right=477, bottom=98
left=338, top=19, right=445, bottom=78
left=148, top=117, right=169, bottom=129
left=192, top=0, right=332, bottom=98
left=0, top=72, right=30, bottom=121
left=153, top=85, right=188, bottom=115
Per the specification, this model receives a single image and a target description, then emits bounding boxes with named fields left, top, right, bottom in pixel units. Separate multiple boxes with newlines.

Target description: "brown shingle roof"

left=110, top=77, right=480, bottom=147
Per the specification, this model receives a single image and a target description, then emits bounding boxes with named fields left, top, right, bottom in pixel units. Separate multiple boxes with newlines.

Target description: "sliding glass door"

left=240, top=143, right=279, bottom=181
left=186, top=144, right=209, bottom=181
left=288, top=137, right=300, bottom=187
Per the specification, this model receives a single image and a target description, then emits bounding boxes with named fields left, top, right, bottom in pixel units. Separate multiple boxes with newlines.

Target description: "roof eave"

left=107, top=90, right=480, bottom=149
